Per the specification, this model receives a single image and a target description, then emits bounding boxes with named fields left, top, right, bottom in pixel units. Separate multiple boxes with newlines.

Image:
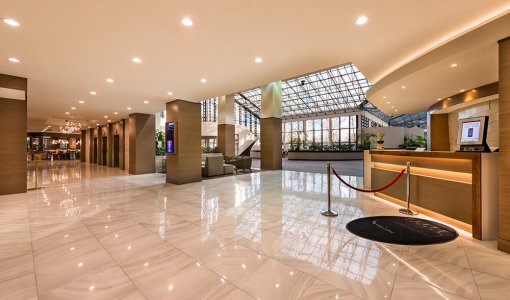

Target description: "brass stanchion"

left=321, top=162, right=338, bottom=217
left=399, top=162, right=415, bottom=215
left=28, top=160, right=44, bottom=191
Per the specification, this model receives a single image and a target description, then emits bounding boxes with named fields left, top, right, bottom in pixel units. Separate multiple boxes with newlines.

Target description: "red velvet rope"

left=331, top=167, right=406, bottom=193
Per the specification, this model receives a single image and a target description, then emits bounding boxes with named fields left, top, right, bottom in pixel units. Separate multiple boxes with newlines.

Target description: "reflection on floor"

left=251, top=158, right=364, bottom=176
left=2, top=161, right=509, bottom=299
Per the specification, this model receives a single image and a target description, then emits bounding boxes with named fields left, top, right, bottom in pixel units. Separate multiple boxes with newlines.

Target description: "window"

left=331, top=115, right=357, bottom=145
left=201, top=98, right=217, bottom=122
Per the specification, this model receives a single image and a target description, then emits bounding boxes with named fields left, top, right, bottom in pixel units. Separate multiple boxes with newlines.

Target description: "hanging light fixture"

left=60, top=120, right=82, bottom=134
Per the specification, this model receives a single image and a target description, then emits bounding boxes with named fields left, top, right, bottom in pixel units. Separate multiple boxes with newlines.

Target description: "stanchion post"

left=399, top=162, right=416, bottom=215
left=321, top=162, right=338, bottom=217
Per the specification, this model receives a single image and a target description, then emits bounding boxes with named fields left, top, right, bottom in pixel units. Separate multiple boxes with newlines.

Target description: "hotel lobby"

left=2, top=1, right=510, bottom=299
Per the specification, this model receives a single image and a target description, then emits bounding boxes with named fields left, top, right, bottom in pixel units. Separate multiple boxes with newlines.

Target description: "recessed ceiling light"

left=3, top=18, right=20, bottom=27
left=90, top=91, right=97, bottom=95
left=356, top=16, right=368, bottom=25
left=401, top=86, right=406, bottom=89
left=254, top=57, right=263, bottom=64
left=144, top=100, right=149, bottom=104
left=132, top=57, right=142, bottom=63
left=65, top=112, right=70, bottom=115
left=391, top=106, right=395, bottom=109
left=182, top=17, right=193, bottom=27
left=437, top=98, right=441, bottom=101
left=96, top=123, right=99, bottom=126
left=394, top=110, right=398, bottom=112
left=79, top=100, right=85, bottom=104
left=127, top=107, right=132, bottom=110
left=8, top=57, right=20, bottom=63
left=460, top=89, right=465, bottom=92
left=386, top=102, right=390, bottom=104
left=106, top=78, right=114, bottom=83
left=200, top=78, right=207, bottom=83
left=382, top=96, right=386, bottom=99
left=167, top=91, right=173, bottom=95
left=71, top=107, right=76, bottom=110
left=104, top=115, right=108, bottom=118
left=107, top=120, right=111, bottom=123
left=114, top=112, right=118, bottom=115
left=450, top=63, right=458, bottom=68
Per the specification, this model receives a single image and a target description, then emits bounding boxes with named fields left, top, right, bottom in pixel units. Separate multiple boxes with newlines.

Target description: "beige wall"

left=448, top=99, right=499, bottom=151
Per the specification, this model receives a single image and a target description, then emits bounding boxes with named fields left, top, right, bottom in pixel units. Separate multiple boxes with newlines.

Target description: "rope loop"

left=331, top=167, right=406, bottom=193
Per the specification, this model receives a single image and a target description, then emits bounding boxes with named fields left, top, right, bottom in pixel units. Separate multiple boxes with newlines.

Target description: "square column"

left=260, top=81, right=283, bottom=170
left=166, top=100, right=202, bottom=184
left=499, top=36, right=510, bottom=253
left=0, top=74, right=27, bottom=195
left=129, top=113, right=155, bottom=174
left=217, top=94, right=236, bottom=157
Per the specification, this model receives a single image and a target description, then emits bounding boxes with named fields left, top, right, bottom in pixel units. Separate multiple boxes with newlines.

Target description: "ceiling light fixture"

left=107, top=120, right=111, bottom=123
left=127, top=107, right=132, bottom=110
left=132, top=57, right=142, bottom=63
left=401, top=86, right=406, bottom=89
left=386, top=102, right=390, bottom=104
left=254, top=57, right=263, bottom=64
left=437, top=98, right=441, bottom=101
left=104, top=115, right=108, bottom=118
left=167, top=91, right=173, bottom=95
left=394, top=110, right=398, bottom=112
left=8, top=57, right=20, bottom=63
left=71, top=106, right=76, bottom=110
left=460, top=89, right=465, bottom=92
left=182, top=17, right=193, bottom=27
left=106, top=78, right=114, bottom=83
left=65, top=112, right=70, bottom=115
left=114, top=112, right=118, bottom=115
left=2, top=18, right=20, bottom=27
left=382, top=96, right=386, bottom=99
left=144, top=100, right=149, bottom=104
left=200, top=78, right=207, bottom=83
left=79, top=100, right=85, bottom=104
left=356, top=16, right=368, bottom=25
left=90, top=91, right=97, bottom=95
left=450, top=63, right=458, bottom=68
left=60, top=120, right=82, bottom=134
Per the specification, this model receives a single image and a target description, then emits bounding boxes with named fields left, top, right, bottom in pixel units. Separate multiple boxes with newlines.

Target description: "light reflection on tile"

left=0, top=162, right=505, bottom=299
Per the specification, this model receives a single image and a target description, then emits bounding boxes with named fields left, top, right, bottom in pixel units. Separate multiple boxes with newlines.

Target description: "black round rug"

left=346, top=216, right=458, bottom=245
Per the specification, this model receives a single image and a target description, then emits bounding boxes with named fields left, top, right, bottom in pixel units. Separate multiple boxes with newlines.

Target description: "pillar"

left=217, top=94, right=236, bottom=157
left=499, top=36, right=510, bottom=253
left=129, top=113, right=155, bottom=175
left=0, top=74, right=27, bottom=195
left=260, top=81, right=283, bottom=170
left=107, top=123, right=114, bottom=167
left=80, top=130, right=86, bottom=162
left=166, top=100, right=202, bottom=184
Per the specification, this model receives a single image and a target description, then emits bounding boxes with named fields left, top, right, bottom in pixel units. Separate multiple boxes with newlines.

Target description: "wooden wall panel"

left=260, top=117, right=282, bottom=170
left=430, top=114, right=450, bottom=150
left=217, top=124, right=235, bottom=157
left=499, top=37, right=510, bottom=253
left=0, top=74, right=27, bottom=195
left=129, top=113, right=155, bottom=175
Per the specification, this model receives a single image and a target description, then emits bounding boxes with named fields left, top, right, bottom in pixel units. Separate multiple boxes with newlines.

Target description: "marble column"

left=498, top=36, right=510, bottom=253
left=129, top=113, right=156, bottom=175
left=217, top=94, right=236, bottom=157
left=260, top=81, right=283, bottom=170
left=166, top=100, right=202, bottom=184
left=0, top=74, right=27, bottom=195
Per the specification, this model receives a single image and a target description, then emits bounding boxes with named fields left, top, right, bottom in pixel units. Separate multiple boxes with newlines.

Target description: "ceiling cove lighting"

left=181, top=17, right=193, bottom=27
left=254, top=57, right=263, bottom=64
left=106, top=78, right=114, bottom=83
left=2, top=18, right=20, bottom=27
left=132, top=57, right=142, bottom=64
left=8, top=57, right=20, bottom=63
left=90, top=91, right=97, bottom=95
left=356, top=16, right=368, bottom=25
left=200, top=78, right=207, bottom=83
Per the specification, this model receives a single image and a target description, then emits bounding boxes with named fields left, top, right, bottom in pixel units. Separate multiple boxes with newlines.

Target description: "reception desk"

left=363, top=150, right=499, bottom=240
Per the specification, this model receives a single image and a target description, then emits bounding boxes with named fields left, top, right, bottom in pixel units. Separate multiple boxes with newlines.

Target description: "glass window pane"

left=322, top=130, right=330, bottom=145
left=298, top=121, right=304, bottom=131
left=314, top=119, right=321, bottom=129
left=322, top=118, right=329, bottom=129
left=332, top=117, right=340, bottom=130
left=306, top=131, right=314, bottom=143
left=350, top=129, right=356, bottom=143
left=306, top=120, right=313, bottom=130
left=350, top=116, right=357, bottom=128
left=340, top=129, right=349, bottom=143
left=332, top=130, right=339, bottom=143
left=341, top=116, right=349, bottom=128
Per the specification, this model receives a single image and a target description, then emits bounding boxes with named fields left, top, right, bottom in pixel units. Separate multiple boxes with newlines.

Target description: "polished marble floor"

left=2, top=161, right=510, bottom=299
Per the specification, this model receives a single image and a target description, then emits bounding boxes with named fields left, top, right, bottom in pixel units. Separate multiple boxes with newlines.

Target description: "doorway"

left=102, top=136, right=107, bottom=166
left=114, top=135, right=120, bottom=168
left=93, top=138, right=97, bottom=164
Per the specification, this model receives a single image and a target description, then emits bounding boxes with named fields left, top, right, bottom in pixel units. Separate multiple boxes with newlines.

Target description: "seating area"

left=225, top=156, right=253, bottom=172
left=201, top=153, right=253, bottom=177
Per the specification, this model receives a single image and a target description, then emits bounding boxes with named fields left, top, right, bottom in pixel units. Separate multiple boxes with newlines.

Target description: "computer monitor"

left=457, top=116, right=489, bottom=151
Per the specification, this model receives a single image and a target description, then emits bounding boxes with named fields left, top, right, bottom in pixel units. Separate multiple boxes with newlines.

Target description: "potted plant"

left=376, top=132, right=385, bottom=150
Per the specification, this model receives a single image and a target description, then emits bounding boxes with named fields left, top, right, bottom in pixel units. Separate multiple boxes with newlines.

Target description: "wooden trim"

left=472, top=154, right=481, bottom=239
left=374, top=192, right=472, bottom=233
left=428, top=82, right=498, bottom=113
left=370, top=150, right=481, bottom=160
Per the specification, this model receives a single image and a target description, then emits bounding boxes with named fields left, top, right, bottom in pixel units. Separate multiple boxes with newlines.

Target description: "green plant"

left=201, top=145, right=220, bottom=153
left=307, top=142, right=321, bottom=151
left=356, top=131, right=375, bottom=150
left=289, top=137, right=302, bottom=151
left=399, top=135, right=427, bottom=149
left=155, top=129, right=165, bottom=156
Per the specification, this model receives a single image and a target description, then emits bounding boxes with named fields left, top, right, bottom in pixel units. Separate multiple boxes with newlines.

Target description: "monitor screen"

left=165, top=122, right=175, bottom=153
left=460, top=121, right=481, bottom=143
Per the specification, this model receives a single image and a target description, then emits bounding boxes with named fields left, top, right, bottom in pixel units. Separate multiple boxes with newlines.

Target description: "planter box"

left=287, top=151, right=363, bottom=161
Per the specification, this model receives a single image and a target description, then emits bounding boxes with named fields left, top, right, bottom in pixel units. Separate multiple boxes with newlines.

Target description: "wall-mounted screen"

left=457, top=116, right=488, bottom=146
left=166, top=121, right=175, bottom=153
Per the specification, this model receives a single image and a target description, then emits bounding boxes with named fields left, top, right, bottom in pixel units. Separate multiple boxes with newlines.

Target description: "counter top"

left=369, top=150, right=481, bottom=159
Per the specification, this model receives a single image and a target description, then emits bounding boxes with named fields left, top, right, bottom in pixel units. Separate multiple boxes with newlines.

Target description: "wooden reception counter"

left=363, top=150, right=499, bottom=240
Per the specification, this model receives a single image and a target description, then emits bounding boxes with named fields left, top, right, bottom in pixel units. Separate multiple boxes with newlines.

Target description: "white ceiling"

left=1, top=0, right=509, bottom=132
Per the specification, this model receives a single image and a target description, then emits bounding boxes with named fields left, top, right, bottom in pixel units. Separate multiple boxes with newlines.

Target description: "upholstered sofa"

left=201, top=154, right=234, bottom=177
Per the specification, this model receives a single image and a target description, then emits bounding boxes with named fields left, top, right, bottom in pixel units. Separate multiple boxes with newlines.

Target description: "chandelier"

left=60, top=120, right=82, bottom=134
